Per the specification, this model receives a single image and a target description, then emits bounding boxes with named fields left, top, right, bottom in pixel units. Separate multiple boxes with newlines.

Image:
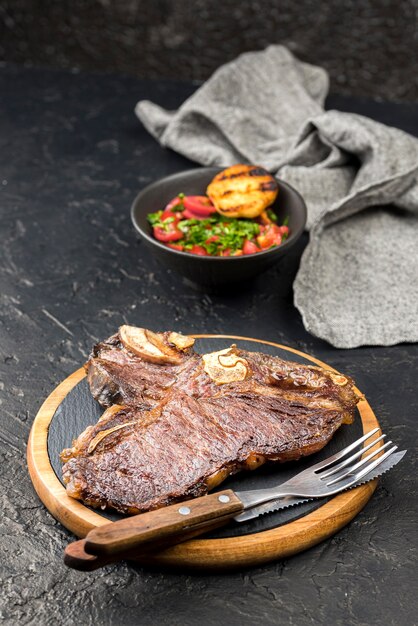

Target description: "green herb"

left=172, top=193, right=185, bottom=212
left=267, top=209, right=278, bottom=222
left=282, top=215, right=289, bottom=226
left=147, top=210, right=163, bottom=226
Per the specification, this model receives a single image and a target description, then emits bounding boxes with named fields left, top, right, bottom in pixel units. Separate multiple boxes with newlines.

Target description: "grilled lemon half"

left=207, top=164, right=278, bottom=218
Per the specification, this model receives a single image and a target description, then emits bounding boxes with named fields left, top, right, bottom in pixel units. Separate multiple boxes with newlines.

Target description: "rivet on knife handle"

left=83, top=489, right=243, bottom=558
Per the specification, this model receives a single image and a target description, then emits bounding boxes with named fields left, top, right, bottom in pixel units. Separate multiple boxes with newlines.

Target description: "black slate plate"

left=48, top=337, right=362, bottom=538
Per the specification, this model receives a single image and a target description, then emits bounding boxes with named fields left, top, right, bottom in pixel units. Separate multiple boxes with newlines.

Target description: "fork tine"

left=311, top=427, right=380, bottom=473
left=320, top=433, right=386, bottom=479
left=352, top=445, right=398, bottom=482
left=321, top=446, right=400, bottom=496
left=326, top=442, right=395, bottom=486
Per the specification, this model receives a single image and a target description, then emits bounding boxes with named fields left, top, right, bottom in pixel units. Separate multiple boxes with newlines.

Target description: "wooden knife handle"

left=64, top=515, right=233, bottom=571
left=64, top=539, right=115, bottom=571
left=86, top=489, right=243, bottom=556
left=64, top=489, right=243, bottom=569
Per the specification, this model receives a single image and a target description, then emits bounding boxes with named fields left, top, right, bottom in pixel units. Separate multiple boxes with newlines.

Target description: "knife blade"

left=234, top=449, right=406, bottom=522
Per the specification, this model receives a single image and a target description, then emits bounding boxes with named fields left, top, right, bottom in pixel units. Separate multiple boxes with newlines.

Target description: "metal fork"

left=236, top=427, right=397, bottom=510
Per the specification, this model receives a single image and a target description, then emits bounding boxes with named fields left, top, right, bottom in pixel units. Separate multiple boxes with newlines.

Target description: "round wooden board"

left=27, top=335, right=380, bottom=571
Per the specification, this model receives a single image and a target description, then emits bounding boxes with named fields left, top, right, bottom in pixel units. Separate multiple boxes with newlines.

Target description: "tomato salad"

left=147, top=194, right=289, bottom=257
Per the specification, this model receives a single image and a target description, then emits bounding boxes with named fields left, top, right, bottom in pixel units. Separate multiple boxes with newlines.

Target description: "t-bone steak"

left=61, top=326, right=358, bottom=514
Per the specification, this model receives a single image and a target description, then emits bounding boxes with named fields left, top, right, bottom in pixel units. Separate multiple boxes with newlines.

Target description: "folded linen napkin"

left=136, top=46, right=418, bottom=348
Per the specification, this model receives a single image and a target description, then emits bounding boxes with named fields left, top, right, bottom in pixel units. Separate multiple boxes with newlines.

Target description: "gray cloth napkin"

left=136, top=45, right=418, bottom=348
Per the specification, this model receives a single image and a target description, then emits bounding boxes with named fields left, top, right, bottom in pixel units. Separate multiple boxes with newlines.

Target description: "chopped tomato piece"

left=190, top=245, right=208, bottom=256
left=167, top=243, right=184, bottom=251
left=280, top=225, right=290, bottom=236
left=256, top=235, right=267, bottom=248
left=257, top=223, right=282, bottom=248
left=257, top=234, right=274, bottom=249
left=161, top=209, right=183, bottom=222
left=183, top=208, right=208, bottom=220
left=220, top=248, right=231, bottom=257
left=165, top=196, right=183, bottom=212
left=243, top=240, right=259, bottom=255
left=205, top=235, right=220, bottom=243
left=183, top=196, right=217, bottom=217
left=153, top=225, right=183, bottom=243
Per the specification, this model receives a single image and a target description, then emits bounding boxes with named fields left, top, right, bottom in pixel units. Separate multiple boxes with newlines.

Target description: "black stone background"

left=0, top=0, right=418, bottom=102
left=0, top=64, right=417, bottom=625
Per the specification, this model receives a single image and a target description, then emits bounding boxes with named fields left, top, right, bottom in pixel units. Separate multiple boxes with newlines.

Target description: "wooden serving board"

left=27, top=335, right=380, bottom=570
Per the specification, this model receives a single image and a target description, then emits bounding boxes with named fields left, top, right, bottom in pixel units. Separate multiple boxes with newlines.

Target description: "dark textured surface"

left=0, top=65, right=417, bottom=625
left=1, top=0, right=418, bottom=102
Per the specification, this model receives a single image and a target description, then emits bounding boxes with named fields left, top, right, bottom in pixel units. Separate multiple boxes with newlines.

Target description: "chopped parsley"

left=147, top=210, right=163, bottom=226
left=267, top=209, right=278, bottom=222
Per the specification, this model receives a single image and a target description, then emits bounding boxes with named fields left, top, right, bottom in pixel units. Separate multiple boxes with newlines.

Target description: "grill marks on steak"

left=62, top=385, right=353, bottom=514
left=62, top=329, right=359, bottom=515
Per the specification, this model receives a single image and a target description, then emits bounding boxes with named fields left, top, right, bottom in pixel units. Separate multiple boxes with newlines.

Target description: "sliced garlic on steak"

left=167, top=331, right=195, bottom=351
left=202, top=345, right=250, bottom=384
left=119, top=325, right=183, bottom=364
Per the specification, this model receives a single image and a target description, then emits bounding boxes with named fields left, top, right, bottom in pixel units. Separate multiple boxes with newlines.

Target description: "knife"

left=64, top=449, right=405, bottom=570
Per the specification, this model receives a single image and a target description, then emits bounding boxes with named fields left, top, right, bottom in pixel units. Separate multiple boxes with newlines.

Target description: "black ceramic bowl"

left=131, top=167, right=307, bottom=289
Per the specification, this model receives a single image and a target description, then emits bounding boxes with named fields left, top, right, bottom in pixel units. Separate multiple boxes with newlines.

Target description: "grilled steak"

left=61, top=326, right=358, bottom=514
